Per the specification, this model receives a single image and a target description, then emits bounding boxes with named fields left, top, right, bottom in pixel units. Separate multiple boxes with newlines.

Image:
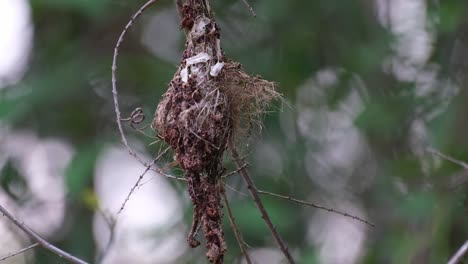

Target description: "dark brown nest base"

left=152, top=1, right=279, bottom=263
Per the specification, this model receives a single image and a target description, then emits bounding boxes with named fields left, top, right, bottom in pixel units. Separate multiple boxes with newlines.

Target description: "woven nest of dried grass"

left=151, top=11, right=280, bottom=264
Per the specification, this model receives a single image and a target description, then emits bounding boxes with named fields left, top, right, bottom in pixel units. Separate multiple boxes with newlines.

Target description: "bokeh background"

left=1, top=0, right=468, bottom=263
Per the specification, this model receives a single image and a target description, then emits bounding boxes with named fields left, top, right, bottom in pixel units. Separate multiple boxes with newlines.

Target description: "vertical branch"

left=229, top=144, right=295, bottom=264
left=221, top=185, right=252, bottom=264
left=0, top=204, right=88, bottom=264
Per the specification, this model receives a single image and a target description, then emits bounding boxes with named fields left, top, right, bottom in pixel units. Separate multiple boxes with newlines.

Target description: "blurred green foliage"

left=1, top=0, right=468, bottom=263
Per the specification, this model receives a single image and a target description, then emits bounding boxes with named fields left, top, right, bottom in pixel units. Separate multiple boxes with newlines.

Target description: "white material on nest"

left=191, top=16, right=211, bottom=39
left=210, top=62, right=224, bottom=77
left=180, top=67, right=189, bottom=83
left=186, top=52, right=211, bottom=66
left=181, top=52, right=213, bottom=83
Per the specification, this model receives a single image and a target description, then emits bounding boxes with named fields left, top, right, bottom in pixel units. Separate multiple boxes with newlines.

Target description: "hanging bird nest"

left=151, top=1, right=280, bottom=263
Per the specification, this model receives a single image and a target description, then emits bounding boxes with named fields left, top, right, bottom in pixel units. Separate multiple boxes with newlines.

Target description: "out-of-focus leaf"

left=433, top=2, right=464, bottom=33
left=298, top=249, right=320, bottom=264
left=398, top=191, right=434, bottom=222
left=355, top=96, right=413, bottom=142
left=66, top=143, right=102, bottom=200
left=82, top=188, right=99, bottom=211
left=389, top=156, right=424, bottom=181
left=30, top=0, right=110, bottom=18
left=228, top=196, right=299, bottom=244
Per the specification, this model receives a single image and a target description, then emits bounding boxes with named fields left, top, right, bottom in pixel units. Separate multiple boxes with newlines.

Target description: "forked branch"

left=0, top=204, right=88, bottom=264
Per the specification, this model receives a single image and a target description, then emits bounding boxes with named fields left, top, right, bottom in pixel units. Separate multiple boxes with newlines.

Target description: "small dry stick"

left=427, top=147, right=468, bottom=170
left=257, top=190, right=375, bottom=227
left=426, top=148, right=468, bottom=189
left=241, top=0, right=256, bottom=17
left=150, top=168, right=187, bottom=181
left=230, top=144, right=295, bottom=264
left=221, top=163, right=249, bottom=178
left=117, top=147, right=170, bottom=214
left=0, top=243, right=39, bottom=262
left=0, top=204, right=88, bottom=264
left=448, top=240, right=468, bottom=264
left=223, top=184, right=374, bottom=227
left=96, top=210, right=117, bottom=263
left=221, top=186, right=252, bottom=264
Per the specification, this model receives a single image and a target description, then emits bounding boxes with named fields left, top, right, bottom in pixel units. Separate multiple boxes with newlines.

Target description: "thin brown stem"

left=0, top=243, right=38, bottom=262
left=257, top=190, right=375, bottom=227
left=221, top=185, right=252, bottom=264
left=118, top=147, right=170, bottom=214
left=448, top=240, right=468, bottom=264
left=230, top=144, right=295, bottom=264
left=0, top=205, right=88, bottom=264
left=223, top=183, right=374, bottom=227
left=112, top=0, right=159, bottom=167
left=150, top=168, right=187, bottom=181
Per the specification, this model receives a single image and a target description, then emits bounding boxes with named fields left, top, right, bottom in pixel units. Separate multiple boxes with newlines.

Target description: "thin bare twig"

left=112, top=0, right=183, bottom=216
left=96, top=210, right=117, bottom=263
left=257, top=190, right=375, bottom=227
left=448, top=240, right=468, bottom=264
left=426, top=147, right=468, bottom=189
left=118, top=147, right=170, bottom=214
left=221, top=163, right=249, bottom=178
left=150, top=168, right=187, bottom=181
left=427, top=147, right=468, bottom=170
left=0, top=243, right=39, bottom=262
left=224, top=183, right=249, bottom=197
left=230, top=144, right=295, bottom=264
left=112, top=0, right=159, bottom=167
left=221, top=185, right=252, bottom=264
left=223, top=183, right=374, bottom=227
left=0, top=204, right=88, bottom=264
left=241, top=0, right=256, bottom=17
